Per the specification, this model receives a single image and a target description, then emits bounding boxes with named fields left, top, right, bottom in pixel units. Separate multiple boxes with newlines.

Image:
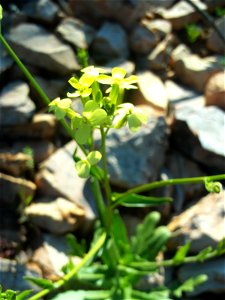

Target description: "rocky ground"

left=0, top=0, right=225, bottom=298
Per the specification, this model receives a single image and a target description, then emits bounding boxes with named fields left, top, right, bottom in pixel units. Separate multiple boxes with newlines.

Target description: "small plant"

left=0, top=5, right=225, bottom=300
left=185, top=23, right=202, bottom=43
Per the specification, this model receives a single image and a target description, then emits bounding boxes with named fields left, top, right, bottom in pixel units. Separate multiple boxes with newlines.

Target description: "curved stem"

left=117, top=174, right=225, bottom=200
left=91, top=177, right=106, bottom=227
left=28, top=232, right=107, bottom=300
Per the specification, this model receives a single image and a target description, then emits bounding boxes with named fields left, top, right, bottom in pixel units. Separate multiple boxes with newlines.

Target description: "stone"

left=56, top=17, right=96, bottom=49
left=0, top=81, right=36, bottom=126
left=14, top=140, right=55, bottom=164
left=129, top=23, right=159, bottom=55
left=165, top=80, right=205, bottom=114
left=35, top=141, right=96, bottom=232
left=0, top=152, right=31, bottom=177
left=207, top=16, right=225, bottom=54
left=32, top=76, right=66, bottom=108
left=22, top=0, right=59, bottom=23
left=178, top=258, right=225, bottom=295
left=0, top=43, right=13, bottom=74
left=145, top=34, right=176, bottom=71
left=0, top=114, right=57, bottom=141
left=96, top=118, right=169, bottom=189
left=25, top=197, right=85, bottom=234
left=0, top=257, right=41, bottom=292
left=172, top=52, right=223, bottom=92
left=142, top=19, right=172, bottom=40
left=32, top=234, right=81, bottom=279
left=205, top=71, right=225, bottom=110
left=92, top=22, right=129, bottom=62
left=170, top=105, right=225, bottom=173
left=69, top=0, right=175, bottom=29
left=0, top=172, right=36, bottom=205
left=158, top=0, right=207, bottom=30
left=168, top=191, right=225, bottom=252
left=7, top=23, right=80, bottom=75
left=164, top=151, right=206, bottom=213
left=134, top=71, right=168, bottom=111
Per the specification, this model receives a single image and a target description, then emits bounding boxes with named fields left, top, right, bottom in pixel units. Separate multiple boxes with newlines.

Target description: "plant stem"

left=91, top=178, right=106, bottom=226
left=28, top=232, right=107, bottom=300
left=129, top=248, right=222, bottom=271
left=117, top=174, right=225, bottom=200
left=100, top=127, right=112, bottom=203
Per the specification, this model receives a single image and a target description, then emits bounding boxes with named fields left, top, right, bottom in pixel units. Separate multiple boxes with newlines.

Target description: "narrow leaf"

left=16, top=290, right=33, bottom=300
left=173, top=241, right=191, bottom=264
left=116, top=193, right=172, bottom=207
left=24, top=277, right=54, bottom=289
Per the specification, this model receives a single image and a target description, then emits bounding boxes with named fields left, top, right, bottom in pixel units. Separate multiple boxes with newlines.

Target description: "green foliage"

left=215, top=6, right=225, bottom=17
left=173, top=241, right=191, bottom=265
left=173, top=275, right=208, bottom=298
left=186, top=24, right=202, bottom=43
left=204, top=178, right=222, bottom=193
left=22, top=146, right=34, bottom=170
left=0, top=4, right=2, bottom=21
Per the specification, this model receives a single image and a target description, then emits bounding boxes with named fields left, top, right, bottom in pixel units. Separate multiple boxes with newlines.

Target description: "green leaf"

left=71, top=115, right=82, bottom=130
left=84, top=100, right=99, bottom=112
left=216, top=237, right=225, bottom=255
left=3, top=290, right=17, bottom=300
left=54, top=107, right=67, bottom=120
left=87, top=151, right=102, bottom=165
left=66, top=233, right=86, bottom=257
left=109, top=83, right=119, bottom=104
left=173, top=275, right=208, bottom=298
left=50, top=290, right=111, bottom=300
left=85, top=109, right=107, bottom=126
left=132, top=289, right=172, bottom=300
left=16, top=290, right=33, bottom=300
left=173, top=241, right=191, bottom=265
left=131, top=211, right=160, bottom=255
left=116, top=193, right=172, bottom=207
left=24, top=277, right=54, bottom=289
left=0, top=5, right=3, bottom=21
left=75, top=160, right=90, bottom=178
left=128, top=114, right=142, bottom=132
left=196, top=246, right=212, bottom=262
left=75, top=123, right=91, bottom=144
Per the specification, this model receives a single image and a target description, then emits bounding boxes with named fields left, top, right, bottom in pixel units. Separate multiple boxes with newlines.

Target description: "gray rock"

left=164, top=151, right=206, bottom=213
left=0, top=43, right=13, bottom=74
left=168, top=191, right=225, bottom=252
left=143, top=19, right=172, bottom=40
left=56, top=17, right=96, bottom=49
left=145, top=34, right=176, bottom=70
left=25, top=197, right=85, bottom=234
left=14, top=140, right=55, bottom=164
left=135, top=71, right=168, bottom=111
left=172, top=51, right=223, bottom=92
left=32, top=234, right=81, bottom=278
left=22, top=0, right=59, bottom=23
left=130, top=23, right=159, bottom=55
left=92, top=22, right=129, bottom=62
left=99, top=118, right=169, bottom=188
left=35, top=141, right=95, bottom=232
left=171, top=105, right=225, bottom=173
left=158, top=0, right=207, bottom=30
left=70, top=0, right=175, bottom=29
left=0, top=257, right=41, bottom=292
left=178, top=258, right=225, bottom=295
left=0, top=172, right=36, bottom=204
left=0, top=152, right=31, bottom=177
left=0, top=114, right=57, bottom=141
left=207, top=16, right=225, bottom=54
left=7, top=23, right=80, bottom=75
left=0, top=81, right=36, bottom=126
left=165, top=80, right=205, bottom=113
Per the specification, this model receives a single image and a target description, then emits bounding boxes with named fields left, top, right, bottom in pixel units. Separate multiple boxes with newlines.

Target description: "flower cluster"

left=48, top=66, right=147, bottom=177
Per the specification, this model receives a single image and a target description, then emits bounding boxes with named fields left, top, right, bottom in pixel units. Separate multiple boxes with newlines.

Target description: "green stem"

left=129, top=248, right=222, bottom=271
left=28, top=232, right=107, bottom=300
left=91, top=177, right=106, bottom=226
left=100, top=127, right=112, bottom=203
left=117, top=174, right=225, bottom=200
